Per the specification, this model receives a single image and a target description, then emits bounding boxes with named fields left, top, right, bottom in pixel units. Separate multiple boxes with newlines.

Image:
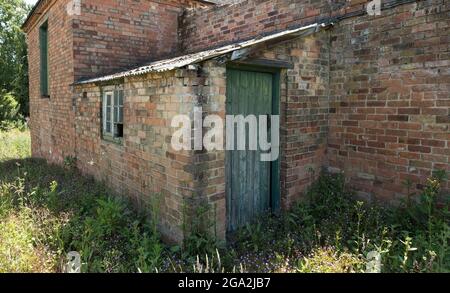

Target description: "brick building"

left=23, top=0, right=449, bottom=242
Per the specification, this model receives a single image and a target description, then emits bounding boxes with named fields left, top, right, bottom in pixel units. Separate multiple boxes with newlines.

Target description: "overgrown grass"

left=0, top=129, right=165, bottom=272
left=229, top=173, right=449, bottom=273
left=0, top=129, right=449, bottom=273
left=0, top=128, right=30, bottom=160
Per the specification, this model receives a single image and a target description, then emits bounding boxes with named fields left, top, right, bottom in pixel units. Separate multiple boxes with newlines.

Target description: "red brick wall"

left=26, top=0, right=449, bottom=241
left=246, top=34, right=331, bottom=208
left=177, top=61, right=228, bottom=240
left=73, top=65, right=226, bottom=242
left=328, top=0, right=450, bottom=202
left=74, top=0, right=212, bottom=80
left=27, top=0, right=76, bottom=164
left=179, top=36, right=331, bottom=229
left=279, top=33, right=331, bottom=207
left=181, top=0, right=449, bottom=204
left=26, top=0, right=212, bottom=163
left=180, top=0, right=341, bottom=53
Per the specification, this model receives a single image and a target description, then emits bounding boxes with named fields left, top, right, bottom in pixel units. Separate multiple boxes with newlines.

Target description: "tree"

left=0, top=0, right=31, bottom=117
left=0, top=89, right=20, bottom=129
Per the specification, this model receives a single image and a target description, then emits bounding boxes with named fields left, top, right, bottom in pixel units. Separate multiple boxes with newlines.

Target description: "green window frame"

left=39, top=21, right=49, bottom=97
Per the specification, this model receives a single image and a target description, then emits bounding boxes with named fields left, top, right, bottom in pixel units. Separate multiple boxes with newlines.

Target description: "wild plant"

left=182, top=200, right=220, bottom=257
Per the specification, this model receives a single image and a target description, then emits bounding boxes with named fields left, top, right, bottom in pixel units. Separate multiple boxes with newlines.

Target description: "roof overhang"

left=75, top=22, right=332, bottom=85
left=21, top=0, right=52, bottom=32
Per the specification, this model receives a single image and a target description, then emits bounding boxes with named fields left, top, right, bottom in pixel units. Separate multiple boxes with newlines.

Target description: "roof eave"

left=74, top=22, right=332, bottom=86
left=21, top=0, right=53, bottom=32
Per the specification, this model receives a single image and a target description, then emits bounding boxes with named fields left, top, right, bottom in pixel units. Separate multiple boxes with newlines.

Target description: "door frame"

left=225, top=63, right=281, bottom=232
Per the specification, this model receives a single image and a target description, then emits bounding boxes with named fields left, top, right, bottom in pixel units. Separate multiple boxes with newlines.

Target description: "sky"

left=25, top=0, right=38, bottom=6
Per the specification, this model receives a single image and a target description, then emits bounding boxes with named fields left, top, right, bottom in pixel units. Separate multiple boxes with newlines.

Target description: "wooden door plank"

left=226, top=68, right=276, bottom=231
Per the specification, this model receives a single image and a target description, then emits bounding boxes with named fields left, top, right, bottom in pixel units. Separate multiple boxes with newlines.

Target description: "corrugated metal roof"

left=75, top=22, right=329, bottom=85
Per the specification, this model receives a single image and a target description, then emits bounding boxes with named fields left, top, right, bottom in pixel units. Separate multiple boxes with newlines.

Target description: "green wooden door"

left=226, top=68, right=279, bottom=232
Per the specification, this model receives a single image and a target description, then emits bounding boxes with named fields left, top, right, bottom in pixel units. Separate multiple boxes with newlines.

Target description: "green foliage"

left=132, top=224, right=163, bottom=273
left=0, top=128, right=30, bottom=160
left=0, top=130, right=165, bottom=273
left=0, top=129, right=448, bottom=273
left=0, top=210, right=59, bottom=272
left=0, top=165, right=167, bottom=272
left=0, top=0, right=31, bottom=117
left=63, top=156, right=77, bottom=170
left=182, top=201, right=221, bottom=258
left=0, top=90, right=21, bottom=130
left=0, top=176, right=67, bottom=272
left=232, top=172, right=449, bottom=273
left=65, top=197, right=132, bottom=272
left=297, top=247, right=364, bottom=273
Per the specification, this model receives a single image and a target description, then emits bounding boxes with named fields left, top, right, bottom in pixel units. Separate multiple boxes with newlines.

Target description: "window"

left=39, top=21, right=49, bottom=97
left=102, top=89, right=124, bottom=140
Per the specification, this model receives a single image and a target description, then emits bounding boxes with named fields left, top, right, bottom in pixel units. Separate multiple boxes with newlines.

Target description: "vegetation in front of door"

left=1, top=129, right=449, bottom=272
left=230, top=172, right=449, bottom=273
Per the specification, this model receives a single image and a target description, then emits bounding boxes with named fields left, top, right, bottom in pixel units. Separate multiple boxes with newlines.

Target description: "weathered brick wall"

left=251, top=34, right=330, bottom=207
left=73, top=0, right=212, bottom=80
left=169, top=36, right=331, bottom=236
left=26, top=0, right=212, bottom=163
left=180, top=0, right=449, bottom=205
left=74, top=64, right=228, bottom=242
left=179, top=0, right=368, bottom=53
left=180, top=61, right=228, bottom=240
left=26, top=0, right=76, bottom=164
left=328, top=0, right=450, bottom=202
left=284, top=33, right=330, bottom=207
left=27, top=0, right=450, bottom=242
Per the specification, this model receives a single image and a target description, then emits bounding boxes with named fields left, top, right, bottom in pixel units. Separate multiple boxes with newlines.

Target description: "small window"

left=102, top=89, right=124, bottom=139
left=39, top=21, right=49, bottom=97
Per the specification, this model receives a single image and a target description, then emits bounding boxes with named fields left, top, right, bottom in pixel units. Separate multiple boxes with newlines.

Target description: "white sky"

left=25, top=0, right=38, bottom=6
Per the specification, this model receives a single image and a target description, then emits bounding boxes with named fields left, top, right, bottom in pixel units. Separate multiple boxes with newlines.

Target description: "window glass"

left=102, top=90, right=124, bottom=139
left=39, top=21, right=49, bottom=97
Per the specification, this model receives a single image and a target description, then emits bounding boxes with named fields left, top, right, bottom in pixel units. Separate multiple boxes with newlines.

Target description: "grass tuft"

left=0, top=129, right=448, bottom=273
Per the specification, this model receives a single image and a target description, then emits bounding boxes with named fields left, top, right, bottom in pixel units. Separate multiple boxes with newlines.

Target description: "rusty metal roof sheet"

left=75, top=22, right=329, bottom=85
